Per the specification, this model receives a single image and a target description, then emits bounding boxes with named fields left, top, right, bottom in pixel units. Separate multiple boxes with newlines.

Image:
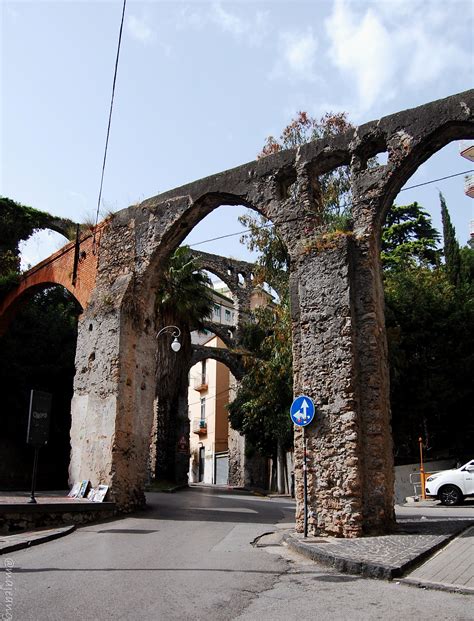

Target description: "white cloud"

left=325, top=1, right=394, bottom=111
left=325, top=0, right=471, bottom=114
left=126, top=14, right=154, bottom=45
left=401, top=27, right=466, bottom=87
left=211, top=3, right=246, bottom=37
left=177, top=3, right=269, bottom=46
left=270, top=29, right=320, bottom=83
left=282, top=30, right=318, bottom=77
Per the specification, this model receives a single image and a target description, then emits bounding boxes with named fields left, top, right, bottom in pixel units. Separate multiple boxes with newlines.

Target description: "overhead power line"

left=188, top=386, right=231, bottom=408
left=93, top=0, right=127, bottom=246
left=400, top=169, right=473, bottom=192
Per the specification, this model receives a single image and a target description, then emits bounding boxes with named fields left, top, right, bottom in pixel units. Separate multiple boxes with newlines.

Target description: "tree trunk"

left=154, top=312, right=191, bottom=482
left=276, top=440, right=286, bottom=494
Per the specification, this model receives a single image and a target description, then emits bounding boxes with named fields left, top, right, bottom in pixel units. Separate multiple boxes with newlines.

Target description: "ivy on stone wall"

left=0, top=196, right=75, bottom=277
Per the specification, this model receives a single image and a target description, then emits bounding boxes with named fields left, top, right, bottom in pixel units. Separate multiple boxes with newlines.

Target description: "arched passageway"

left=0, top=285, right=80, bottom=490
left=148, top=245, right=275, bottom=489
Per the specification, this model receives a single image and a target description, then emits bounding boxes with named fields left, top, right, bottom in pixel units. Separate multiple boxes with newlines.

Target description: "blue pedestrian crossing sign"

left=290, top=395, right=315, bottom=427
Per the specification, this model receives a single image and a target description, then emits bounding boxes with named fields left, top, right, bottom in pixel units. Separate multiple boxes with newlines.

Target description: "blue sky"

left=1, top=0, right=473, bottom=267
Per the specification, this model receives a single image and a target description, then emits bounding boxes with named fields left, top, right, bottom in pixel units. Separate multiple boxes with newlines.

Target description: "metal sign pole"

left=29, top=446, right=39, bottom=504
left=303, top=426, right=308, bottom=538
left=289, top=395, right=315, bottom=540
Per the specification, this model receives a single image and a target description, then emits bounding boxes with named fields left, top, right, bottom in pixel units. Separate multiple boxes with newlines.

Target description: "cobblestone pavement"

left=284, top=518, right=474, bottom=580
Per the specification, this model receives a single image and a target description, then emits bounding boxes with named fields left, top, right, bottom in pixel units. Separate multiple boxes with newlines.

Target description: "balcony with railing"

left=192, top=418, right=207, bottom=435
left=193, top=374, right=208, bottom=392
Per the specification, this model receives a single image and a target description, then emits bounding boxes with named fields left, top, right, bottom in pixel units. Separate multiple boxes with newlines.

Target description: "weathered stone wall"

left=227, top=425, right=245, bottom=487
left=0, top=505, right=115, bottom=535
left=290, top=235, right=364, bottom=536
left=70, top=216, right=157, bottom=510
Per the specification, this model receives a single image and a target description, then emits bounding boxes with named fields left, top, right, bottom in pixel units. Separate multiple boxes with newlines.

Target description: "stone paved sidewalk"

left=283, top=518, right=474, bottom=580
left=402, top=525, right=474, bottom=594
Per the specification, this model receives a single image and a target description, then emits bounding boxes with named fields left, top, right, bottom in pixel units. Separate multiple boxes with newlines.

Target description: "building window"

left=200, top=397, right=206, bottom=420
left=213, top=304, right=221, bottom=320
left=225, top=309, right=231, bottom=321
left=201, top=360, right=206, bottom=385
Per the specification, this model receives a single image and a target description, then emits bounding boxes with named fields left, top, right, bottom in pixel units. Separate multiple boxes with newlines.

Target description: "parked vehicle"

left=425, top=459, right=474, bottom=505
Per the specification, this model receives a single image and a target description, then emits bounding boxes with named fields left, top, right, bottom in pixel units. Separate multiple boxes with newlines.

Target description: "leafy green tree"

left=384, top=265, right=474, bottom=461
left=153, top=246, right=214, bottom=482
left=228, top=300, right=293, bottom=491
left=385, top=196, right=474, bottom=461
left=460, top=245, right=474, bottom=285
left=228, top=301, right=293, bottom=453
left=381, top=202, right=440, bottom=270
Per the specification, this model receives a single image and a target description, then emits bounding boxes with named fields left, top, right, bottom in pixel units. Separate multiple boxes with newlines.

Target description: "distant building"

left=188, top=282, right=273, bottom=485
left=460, top=142, right=474, bottom=247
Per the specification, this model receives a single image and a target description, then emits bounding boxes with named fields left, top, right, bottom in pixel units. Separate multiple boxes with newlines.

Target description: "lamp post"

left=156, top=325, right=181, bottom=352
left=153, top=325, right=184, bottom=484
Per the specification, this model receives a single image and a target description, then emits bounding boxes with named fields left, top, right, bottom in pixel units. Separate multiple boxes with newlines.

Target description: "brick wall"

left=0, top=224, right=106, bottom=333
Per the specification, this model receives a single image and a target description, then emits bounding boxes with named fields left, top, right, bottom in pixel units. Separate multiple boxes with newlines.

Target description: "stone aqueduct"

left=1, top=91, right=473, bottom=537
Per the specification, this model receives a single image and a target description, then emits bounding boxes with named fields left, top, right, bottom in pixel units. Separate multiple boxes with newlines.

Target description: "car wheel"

left=439, top=484, right=463, bottom=506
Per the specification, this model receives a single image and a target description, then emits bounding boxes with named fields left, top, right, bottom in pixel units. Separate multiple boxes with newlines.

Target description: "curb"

left=284, top=533, right=395, bottom=579
left=0, top=524, right=75, bottom=556
left=283, top=526, right=469, bottom=580
left=400, top=577, right=474, bottom=596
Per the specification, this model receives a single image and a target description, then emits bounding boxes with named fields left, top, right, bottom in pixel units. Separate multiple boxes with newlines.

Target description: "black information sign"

left=26, top=390, right=52, bottom=446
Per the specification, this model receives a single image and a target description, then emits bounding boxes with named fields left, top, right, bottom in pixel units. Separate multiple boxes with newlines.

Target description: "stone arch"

left=190, top=250, right=265, bottom=340
left=350, top=93, right=474, bottom=234
left=28, top=216, right=76, bottom=241
left=190, top=344, right=245, bottom=381
left=140, top=191, right=267, bottom=299
left=198, top=321, right=235, bottom=349
left=0, top=280, right=82, bottom=336
left=377, top=122, right=474, bottom=228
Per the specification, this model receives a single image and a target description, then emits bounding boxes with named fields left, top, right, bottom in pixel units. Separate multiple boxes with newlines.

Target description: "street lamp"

left=156, top=325, right=181, bottom=352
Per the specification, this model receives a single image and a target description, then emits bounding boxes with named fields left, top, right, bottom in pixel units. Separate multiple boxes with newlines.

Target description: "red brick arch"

left=0, top=227, right=102, bottom=335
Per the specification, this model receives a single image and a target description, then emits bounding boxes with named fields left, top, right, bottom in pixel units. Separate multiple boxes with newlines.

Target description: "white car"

left=425, top=459, right=474, bottom=505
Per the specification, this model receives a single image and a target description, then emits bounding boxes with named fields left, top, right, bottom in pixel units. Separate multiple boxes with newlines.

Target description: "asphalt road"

left=2, top=487, right=473, bottom=621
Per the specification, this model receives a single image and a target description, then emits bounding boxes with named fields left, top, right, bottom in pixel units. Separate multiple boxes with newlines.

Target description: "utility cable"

left=188, top=169, right=474, bottom=250
left=187, top=386, right=232, bottom=408
left=400, top=169, right=473, bottom=192
left=93, top=0, right=127, bottom=250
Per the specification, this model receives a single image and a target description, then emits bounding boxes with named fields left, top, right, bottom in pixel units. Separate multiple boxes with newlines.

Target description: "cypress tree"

left=440, top=192, right=462, bottom=287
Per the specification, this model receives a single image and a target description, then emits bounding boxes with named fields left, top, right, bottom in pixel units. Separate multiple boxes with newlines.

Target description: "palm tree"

left=152, top=246, right=214, bottom=483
